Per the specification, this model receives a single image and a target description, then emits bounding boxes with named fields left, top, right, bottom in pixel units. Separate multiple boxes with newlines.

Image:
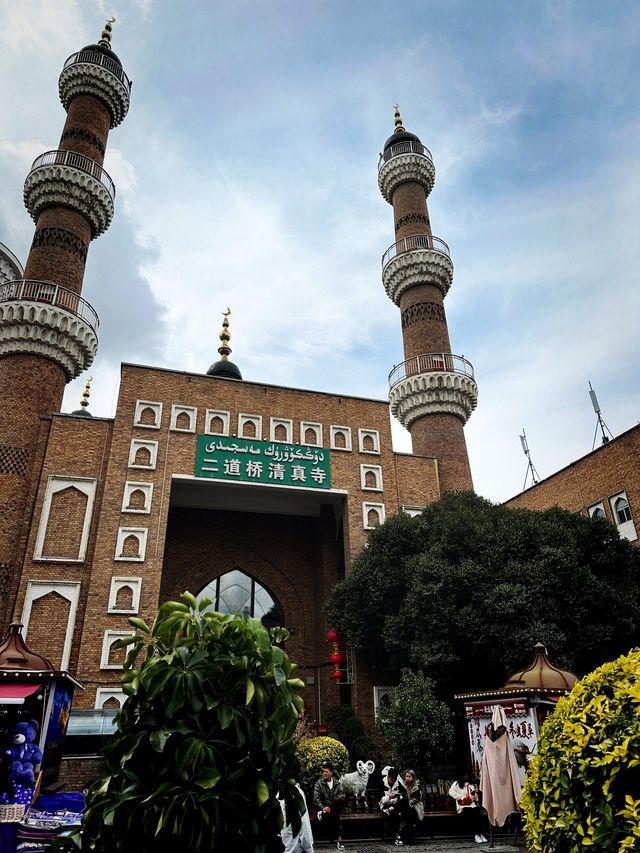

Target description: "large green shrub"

left=378, top=668, right=454, bottom=779
left=296, top=736, right=349, bottom=791
left=522, top=647, right=640, bottom=852
left=57, top=593, right=305, bottom=852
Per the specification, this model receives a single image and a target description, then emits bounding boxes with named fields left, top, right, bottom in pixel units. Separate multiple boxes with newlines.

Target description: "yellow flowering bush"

left=297, top=736, right=349, bottom=791
left=522, top=648, right=640, bottom=851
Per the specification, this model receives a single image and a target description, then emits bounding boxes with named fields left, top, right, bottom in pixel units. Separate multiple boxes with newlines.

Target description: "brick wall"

left=505, top=424, right=640, bottom=546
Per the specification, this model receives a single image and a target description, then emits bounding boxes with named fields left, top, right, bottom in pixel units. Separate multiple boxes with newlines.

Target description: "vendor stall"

left=454, top=643, right=578, bottom=783
left=0, top=623, right=83, bottom=850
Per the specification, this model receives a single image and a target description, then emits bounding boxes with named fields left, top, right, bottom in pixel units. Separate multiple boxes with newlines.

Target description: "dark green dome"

left=70, top=408, right=93, bottom=417
left=206, top=360, right=242, bottom=380
left=81, top=43, right=122, bottom=67
left=383, top=129, right=422, bottom=152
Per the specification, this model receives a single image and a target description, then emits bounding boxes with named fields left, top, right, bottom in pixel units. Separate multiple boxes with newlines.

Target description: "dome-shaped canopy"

left=0, top=623, right=54, bottom=671
left=80, top=43, right=122, bottom=67
left=504, top=642, right=578, bottom=692
left=206, top=359, right=242, bottom=380
left=383, top=128, right=422, bottom=152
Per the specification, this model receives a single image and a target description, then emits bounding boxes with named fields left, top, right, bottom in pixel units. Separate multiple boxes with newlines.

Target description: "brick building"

left=505, top=423, right=639, bottom=544
left=0, top=28, right=478, bottom=770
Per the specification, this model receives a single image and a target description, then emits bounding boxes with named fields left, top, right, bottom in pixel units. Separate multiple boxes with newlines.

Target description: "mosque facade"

left=0, top=27, right=480, bottom=779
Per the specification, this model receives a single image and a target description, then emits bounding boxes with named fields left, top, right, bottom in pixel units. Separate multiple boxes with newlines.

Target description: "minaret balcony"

left=24, top=150, right=115, bottom=238
left=0, top=242, right=24, bottom=285
left=0, top=279, right=99, bottom=379
left=59, top=49, right=131, bottom=127
left=388, top=353, right=478, bottom=428
left=382, top=234, right=453, bottom=305
left=378, top=140, right=436, bottom=202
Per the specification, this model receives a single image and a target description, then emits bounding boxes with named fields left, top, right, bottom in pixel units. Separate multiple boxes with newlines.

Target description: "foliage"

left=54, top=593, right=305, bottom=853
left=296, top=736, right=349, bottom=792
left=292, top=710, right=315, bottom=747
left=522, top=648, right=640, bottom=852
left=326, top=492, right=640, bottom=691
left=326, top=705, right=378, bottom=766
left=378, top=669, right=454, bottom=779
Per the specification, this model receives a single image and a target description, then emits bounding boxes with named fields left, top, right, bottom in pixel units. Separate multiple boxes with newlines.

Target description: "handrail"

left=0, top=242, right=24, bottom=276
left=389, top=353, right=474, bottom=388
left=63, top=50, right=132, bottom=93
left=29, top=150, right=115, bottom=201
left=0, top=279, right=99, bottom=332
left=382, top=234, right=451, bottom=269
left=378, top=140, right=433, bottom=169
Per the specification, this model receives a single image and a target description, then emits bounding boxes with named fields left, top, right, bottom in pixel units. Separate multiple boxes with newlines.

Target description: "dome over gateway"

left=206, top=309, right=242, bottom=380
left=504, top=642, right=578, bottom=692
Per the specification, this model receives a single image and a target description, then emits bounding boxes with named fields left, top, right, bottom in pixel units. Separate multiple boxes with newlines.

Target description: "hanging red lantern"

left=326, top=629, right=339, bottom=644
left=331, top=669, right=342, bottom=681
left=329, top=651, right=344, bottom=666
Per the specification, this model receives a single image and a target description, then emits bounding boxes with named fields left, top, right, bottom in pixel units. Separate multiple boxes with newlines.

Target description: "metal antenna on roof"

left=589, top=381, right=613, bottom=450
left=520, top=429, right=540, bottom=490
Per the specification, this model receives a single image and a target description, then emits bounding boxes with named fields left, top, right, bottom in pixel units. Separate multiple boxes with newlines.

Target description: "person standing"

left=279, top=783, right=315, bottom=853
left=313, top=763, right=346, bottom=850
left=400, top=769, right=424, bottom=843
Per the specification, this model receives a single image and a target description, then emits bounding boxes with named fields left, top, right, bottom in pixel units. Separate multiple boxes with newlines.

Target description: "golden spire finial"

left=218, top=309, right=232, bottom=362
left=393, top=104, right=405, bottom=133
left=99, top=16, right=116, bottom=48
left=80, top=376, right=92, bottom=412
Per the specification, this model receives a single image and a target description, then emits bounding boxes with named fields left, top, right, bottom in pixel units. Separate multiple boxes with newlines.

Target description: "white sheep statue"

left=340, top=759, right=376, bottom=799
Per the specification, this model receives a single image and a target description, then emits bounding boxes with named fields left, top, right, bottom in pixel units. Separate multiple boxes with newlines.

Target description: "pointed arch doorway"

left=196, top=569, right=285, bottom=630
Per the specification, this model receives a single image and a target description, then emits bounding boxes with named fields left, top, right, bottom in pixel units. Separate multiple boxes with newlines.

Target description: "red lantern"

left=326, top=629, right=339, bottom=644
left=331, top=670, right=342, bottom=681
left=329, top=651, right=344, bottom=666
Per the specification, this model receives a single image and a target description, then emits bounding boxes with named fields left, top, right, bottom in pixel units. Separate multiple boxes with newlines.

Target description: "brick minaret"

left=379, top=108, right=478, bottom=492
left=0, top=21, right=131, bottom=615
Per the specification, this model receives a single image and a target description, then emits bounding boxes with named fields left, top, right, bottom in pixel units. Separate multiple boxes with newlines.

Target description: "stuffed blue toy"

left=5, top=720, right=42, bottom=787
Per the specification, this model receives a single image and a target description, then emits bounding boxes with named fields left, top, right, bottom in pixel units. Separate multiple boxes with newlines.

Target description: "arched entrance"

left=196, top=569, right=285, bottom=630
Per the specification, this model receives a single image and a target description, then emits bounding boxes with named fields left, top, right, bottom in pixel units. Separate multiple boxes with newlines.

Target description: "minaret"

left=379, top=108, right=477, bottom=492
left=0, top=21, right=131, bottom=613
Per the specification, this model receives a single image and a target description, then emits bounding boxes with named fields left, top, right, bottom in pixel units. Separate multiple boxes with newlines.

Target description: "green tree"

left=522, top=647, right=640, bottom=851
left=325, top=704, right=378, bottom=766
left=378, top=669, right=454, bottom=778
left=326, top=492, right=640, bottom=692
left=57, top=593, right=305, bottom=853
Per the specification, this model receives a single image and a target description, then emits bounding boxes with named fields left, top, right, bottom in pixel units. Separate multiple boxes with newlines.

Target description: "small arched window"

left=590, top=506, right=605, bottom=519
left=243, top=420, right=256, bottom=438
left=139, top=406, right=157, bottom=426
left=614, top=496, right=632, bottom=525
left=333, top=430, right=346, bottom=449
left=134, top=446, right=151, bottom=467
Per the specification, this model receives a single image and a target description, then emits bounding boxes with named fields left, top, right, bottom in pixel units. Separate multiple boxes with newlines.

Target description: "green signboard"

left=195, top=435, right=331, bottom=489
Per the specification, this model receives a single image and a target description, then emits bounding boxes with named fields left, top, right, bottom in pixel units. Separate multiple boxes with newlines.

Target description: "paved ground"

left=314, top=840, right=523, bottom=853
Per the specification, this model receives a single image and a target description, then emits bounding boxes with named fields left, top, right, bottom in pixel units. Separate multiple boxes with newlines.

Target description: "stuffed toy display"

left=5, top=720, right=42, bottom=787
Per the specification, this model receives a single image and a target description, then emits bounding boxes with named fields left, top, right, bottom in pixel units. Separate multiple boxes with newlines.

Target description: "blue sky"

left=0, top=0, right=638, bottom=501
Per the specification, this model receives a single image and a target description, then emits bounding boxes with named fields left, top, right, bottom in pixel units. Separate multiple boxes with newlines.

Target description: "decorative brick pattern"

left=60, top=127, right=105, bottom=156
left=395, top=212, right=429, bottom=233
left=0, top=446, right=29, bottom=476
left=31, top=226, right=88, bottom=262
left=401, top=300, right=446, bottom=329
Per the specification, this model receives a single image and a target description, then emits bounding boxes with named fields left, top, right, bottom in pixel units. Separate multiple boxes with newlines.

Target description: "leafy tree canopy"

left=326, top=492, right=640, bottom=693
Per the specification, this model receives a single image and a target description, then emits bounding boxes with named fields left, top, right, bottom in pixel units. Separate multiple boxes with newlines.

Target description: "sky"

left=0, top=0, right=638, bottom=503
